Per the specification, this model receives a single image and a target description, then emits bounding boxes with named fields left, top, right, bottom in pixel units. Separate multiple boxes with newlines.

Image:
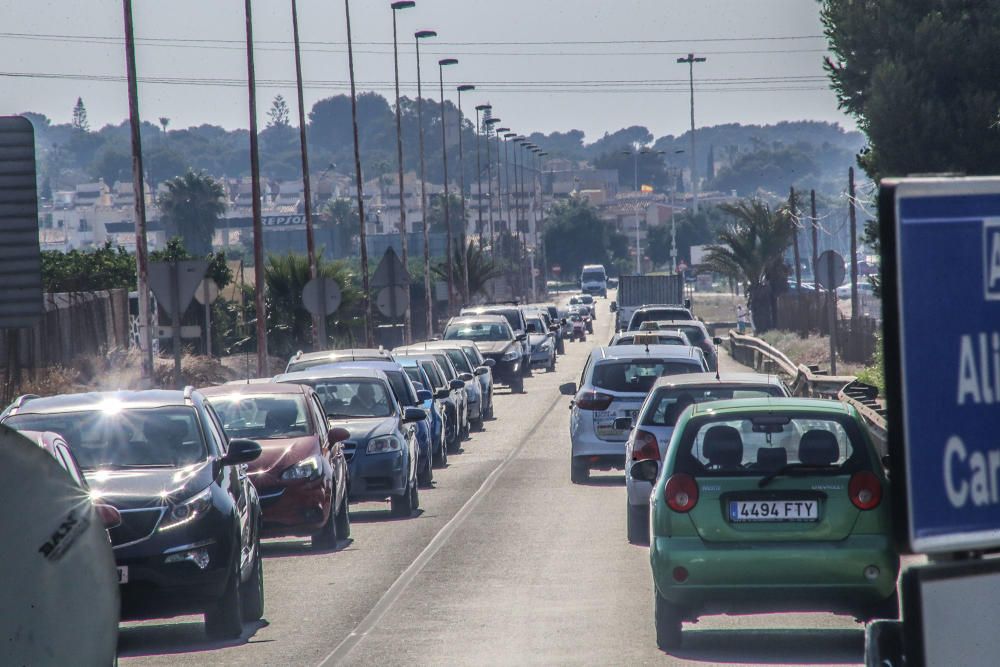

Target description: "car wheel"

left=471, top=415, right=484, bottom=431
left=434, top=425, right=448, bottom=467
left=391, top=479, right=418, bottom=517
left=205, top=557, right=244, bottom=640
left=654, top=590, right=683, bottom=650
left=311, top=501, right=339, bottom=550
left=571, top=458, right=589, bottom=484
left=485, top=396, right=494, bottom=419
left=334, top=491, right=351, bottom=539
left=240, top=540, right=264, bottom=622
left=586, top=322, right=593, bottom=334
left=548, top=356, right=556, bottom=373
left=627, top=502, right=649, bottom=545
left=510, top=375, right=524, bottom=394
left=418, top=453, right=434, bottom=488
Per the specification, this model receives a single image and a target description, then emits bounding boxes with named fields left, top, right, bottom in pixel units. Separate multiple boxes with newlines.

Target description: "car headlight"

left=281, top=454, right=322, bottom=481
left=366, top=435, right=402, bottom=454
left=159, top=487, right=213, bottom=531
left=538, top=339, right=553, bottom=352
left=502, top=349, right=520, bottom=361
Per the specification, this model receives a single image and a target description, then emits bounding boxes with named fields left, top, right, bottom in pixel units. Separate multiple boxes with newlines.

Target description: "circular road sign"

left=376, top=286, right=408, bottom=318
left=302, top=277, right=342, bottom=317
left=814, top=250, right=846, bottom=291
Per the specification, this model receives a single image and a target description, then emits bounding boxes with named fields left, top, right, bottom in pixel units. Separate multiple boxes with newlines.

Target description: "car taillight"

left=574, top=390, right=613, bottom=411
left=665, top=473, right=698, bottom=513
left=849, top=470, right=882, bottom=510
left=633, top=429, right=660, bottom=461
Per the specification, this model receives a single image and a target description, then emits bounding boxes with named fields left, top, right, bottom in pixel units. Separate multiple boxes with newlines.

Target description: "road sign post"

left=194, top=278, right=219, bottom=357
left=814, top=250, right=845, bottom=375
left=371, top=248, right=410, bottom=337
left=149, top=260, right=210, bottom=388
left=302, top=277, right=342, bottom=349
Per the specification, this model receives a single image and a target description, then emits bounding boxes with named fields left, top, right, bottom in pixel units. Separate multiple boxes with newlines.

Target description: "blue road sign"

left=887, top=178, right=1000, bottom=553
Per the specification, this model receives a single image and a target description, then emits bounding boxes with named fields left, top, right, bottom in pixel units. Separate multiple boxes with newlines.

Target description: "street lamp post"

left=390, top=1, right=415, bottom=343
left=483, top=116, right=501, bottom=258
left=456, top=84, right=475, bottom=304
left=438, top=57, right=459, bottom=310
left=414, top=29, right=436, bottom=337
left=474, top=103, right=490, bottom=242
left=678, top=53, right=707, bottom=213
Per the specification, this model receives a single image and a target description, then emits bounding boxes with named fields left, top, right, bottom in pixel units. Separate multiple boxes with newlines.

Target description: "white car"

left=836, top=281, right=875, bottom=299
left=620, top=372, right=790, bottom=544
left=559, top=345, right=708, bottom=484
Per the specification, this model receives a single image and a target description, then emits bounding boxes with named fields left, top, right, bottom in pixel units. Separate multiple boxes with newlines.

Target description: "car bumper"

left=487, top=357, right=522, bottom=385
left=530, top=349, right=553, bottom=364
left=571, top=426, right=628, bottom=459
left=651, top=533, right=899, bottom=613
left=348, top=451, right=408, bottom=500
left=255, top=479, right=330, bottom=536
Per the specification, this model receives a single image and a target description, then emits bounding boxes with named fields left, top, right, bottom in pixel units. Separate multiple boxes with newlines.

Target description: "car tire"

left=240, top=541, right=264, bottom=622
left=311, top=501, right=339, bottom=550
left=418, top=454, right=434, bottom=488
left=510, top=375, right=524, bottom=394
left=547, top=356, right=556, bottom=373
left=627, top=502, right=649, bottom=545
left=485, top=395, right=494, bottom=419
left=471, top=416, right=484, bottom=431
left=571, top=458, right=589, bottom=484
left=334, top=493, right=351, bottom=540
left=434, top=425, right=448, bottom=467
left=654, top=590, right=683, bottom=650
left=205, top=558, right=244, bottom=640
left=391, top=479, right=418, bottom=517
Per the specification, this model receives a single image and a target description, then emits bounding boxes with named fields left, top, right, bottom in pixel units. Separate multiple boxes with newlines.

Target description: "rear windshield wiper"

left=758, top=463, right=840, bottom=488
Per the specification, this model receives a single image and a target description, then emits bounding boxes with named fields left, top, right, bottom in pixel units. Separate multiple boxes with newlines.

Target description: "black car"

left=460, top=305, right=532, bottom=377
left=443, top=315, right=528, bottom=393
left=3, top=389, right=265, bottom=639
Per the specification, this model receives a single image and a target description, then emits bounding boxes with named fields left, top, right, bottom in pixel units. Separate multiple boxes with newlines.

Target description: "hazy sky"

left=1, top=0, right=851, bottom=142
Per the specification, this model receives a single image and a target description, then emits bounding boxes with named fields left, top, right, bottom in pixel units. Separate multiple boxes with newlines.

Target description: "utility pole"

left=345, top=0, right=373, bottom=345
left=790, top=186, right=802, bottom=291
left=122, top=0, right=153, bottom=382
left=438, top=58, right=459, bottom=311
left=457, top=84, right=475, bottom=304
left=810, top=189, right=819, bottom=275
left=244, top=0, right=268, bottom=376
left=848, top=167, right=859, bottom=321
left=677, top=53, right=706, bottom=213
left=290, top=0, right=322, bottom=348
left=414, top=30, right=436, bottom=338
left=391, top=1, right=415, bottom=344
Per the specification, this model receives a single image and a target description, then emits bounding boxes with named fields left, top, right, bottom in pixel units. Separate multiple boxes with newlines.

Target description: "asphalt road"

left=119, top=299, right=864, bottom=667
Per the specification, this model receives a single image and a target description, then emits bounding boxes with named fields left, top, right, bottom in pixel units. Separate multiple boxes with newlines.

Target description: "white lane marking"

left=317, top=389, right=566, bottom=666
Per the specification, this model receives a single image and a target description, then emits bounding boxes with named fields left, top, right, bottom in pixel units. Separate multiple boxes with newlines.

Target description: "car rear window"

left=630, top=309, right=691, bottom=329
left=483, top=309, right=522, bottom=331
left=614, top=335, right=685, bottom=346
left=591, top=359, right=702, bottom=393
left=642, top=386, right=787, bottom=426
left=675, top=415, right=866, bottom=476
left=675, top=325, right=706, bottom=346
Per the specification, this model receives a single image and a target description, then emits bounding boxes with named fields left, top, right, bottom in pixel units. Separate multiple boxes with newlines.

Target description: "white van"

left=580, top=264, right=608, bottom=297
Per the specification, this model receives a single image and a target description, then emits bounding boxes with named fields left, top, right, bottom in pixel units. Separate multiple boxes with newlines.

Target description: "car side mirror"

left=328, top=426, right=350, bottom=443
left=459, top=372, right=474, bottom=382
left=221, top=438, right=262, bottom=466
left=482, top=358, right=496, bottom=368
left=683, top=298, right=692, bottom=310
left=94, top=503, right=121, bottom=529
left=434, top=388, right=450, bottom=400
left=559, top=382, right=577, bottom=396
left=881, top=454, right=891, bottom=469
left=450, top=379, right=465, bottom=390
left=475, top=366, right=489, bottom=376
left=515, top=333, right=527, bottom=342
left=403, top=407, right=427, bottom=423
left=631, top=460, right=659, bottom=483
left=713, top=336, right=723, bottom=346
left=416, top=389, right=433, bottom=402
left=613, top=417, right=633, bottom=431
left=609, top=302, right=618, bottom=312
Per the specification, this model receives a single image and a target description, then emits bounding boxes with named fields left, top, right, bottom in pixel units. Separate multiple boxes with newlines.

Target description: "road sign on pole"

left=0, top=117, right=43, bottom=330
left=371, top=246, right=410, bottom=289
left=881, top=177, right=1000, bottom=554
left=814, top=250, right=845, bottom=375
left=194, top=278, right=219, bottom=358
left=148, top=260, right=210, bottom=388
left=376, top=286, right=408, bottom=319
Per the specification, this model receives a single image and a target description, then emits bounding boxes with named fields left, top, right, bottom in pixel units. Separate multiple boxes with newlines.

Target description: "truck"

left=612, top=274, right=686, bottom=331
left=579, top=264, right=608, bottom=297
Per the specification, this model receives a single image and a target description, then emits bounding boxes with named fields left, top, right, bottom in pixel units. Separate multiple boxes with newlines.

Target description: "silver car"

left=559, top=345, right=708, bottom=484
left=620, top=373, right=790, bottom=544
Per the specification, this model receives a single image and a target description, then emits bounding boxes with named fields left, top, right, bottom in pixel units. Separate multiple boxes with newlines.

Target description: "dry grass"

left=757, top=330, right=864, bottom=376
left=693, top=292, right=744, bottom=325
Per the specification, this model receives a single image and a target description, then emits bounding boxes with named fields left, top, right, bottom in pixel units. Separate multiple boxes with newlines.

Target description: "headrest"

left=265, top=402, right=298, bottom=431
left=755, top=447, right=788, bottom=470
left=798, top=430, right=840, bottom=466
left=703, top=425, right=743, bottom=468
left=143, top=418, right=186, bottom=443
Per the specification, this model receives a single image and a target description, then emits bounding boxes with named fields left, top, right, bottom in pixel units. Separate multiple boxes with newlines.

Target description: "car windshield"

left=208, top=394, right=313, bottom=439
left=642, top=386, right=787, bottom=427
left=6, top=406, right=206, bottom=469
left=525, top=318, right=545, bottom=334
left=581, top=271, right=604, bottom=282
left=444, top=349, right=473, bottom=374
left=293, top=379, right=394, bottom=419
left=614, top=335, right=685, bottom=346
left=591, top=360, right=702, bottom=393
left=676, top=415, right=863, bottom=477
left=444, top=322, right=510, bottom=341
left=631, top=309, right=690, bottom=328
left=675, top=325, right=707, bottom=346
left=482, top=309, right=521, bottom=331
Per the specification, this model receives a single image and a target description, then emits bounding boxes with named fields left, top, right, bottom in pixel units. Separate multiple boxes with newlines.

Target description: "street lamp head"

left=496, top=127, right=510, bottom=133
left=439, top=58, right=459, bottom=67
left=457, top=84, right=475, bottom=92
left=391, top=1, right=416, bottom=10
left=484, top=117, right=501, bottom=125
left=539, top=152, right=548, bottom=157
left=415, top=30, right=437, bottom=39
left=503, top=132, right=516, bottom=139
left=622, top=150, right=632, bottom=156
left=475, top=104, right=492, bottom=112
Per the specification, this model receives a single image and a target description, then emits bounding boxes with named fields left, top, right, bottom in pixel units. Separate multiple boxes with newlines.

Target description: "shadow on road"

left=669, top=626, right=863, bottom=664
left=347, top=507, right=426, bottom=524
left=260, top=537, right=355, bottom=558
left=117, top=619, right=269, bottom=659
left=579, top=474, right=626, bottom=487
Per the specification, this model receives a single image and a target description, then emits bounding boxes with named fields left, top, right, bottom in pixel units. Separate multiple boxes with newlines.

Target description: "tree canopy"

left=541, top=198, right=628, bottom=277
left=157, top=171, right=226, bottom=256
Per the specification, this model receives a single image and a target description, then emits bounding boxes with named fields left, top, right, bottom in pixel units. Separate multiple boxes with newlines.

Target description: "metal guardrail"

left=725, top=330, right=888, bottom=450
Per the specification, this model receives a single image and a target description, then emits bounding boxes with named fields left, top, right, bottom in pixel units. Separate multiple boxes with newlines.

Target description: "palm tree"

left=703, top=198, right=794, bottom=332
left=157, top=171, right=226, bottom=256
left=434, top=240, right=503, bottom=302
left=319, top=198, right=358, bottom=257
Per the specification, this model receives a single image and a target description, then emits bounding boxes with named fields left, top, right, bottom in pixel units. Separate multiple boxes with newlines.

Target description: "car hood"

left=476, top=340, right=515, bottom=356
left=248, top=436, right=320, bottom=476
left=84, top=460, right=214, bottom=510
left=528, top=334, right=549, bottom=348
left=329, top=416, right=398, bottom=442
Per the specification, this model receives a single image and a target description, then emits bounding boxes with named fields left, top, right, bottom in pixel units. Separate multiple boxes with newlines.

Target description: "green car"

left=637, top=397, right=899, bottom=650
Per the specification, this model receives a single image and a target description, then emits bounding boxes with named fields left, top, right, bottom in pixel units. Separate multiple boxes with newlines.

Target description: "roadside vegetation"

left=756, top=330, right=864, bottom=378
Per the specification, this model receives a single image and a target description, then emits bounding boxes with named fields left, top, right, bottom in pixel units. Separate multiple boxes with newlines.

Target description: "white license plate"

left=117, top=566, right=129, bottom=584
left=729, top=500, right=819, bottom=522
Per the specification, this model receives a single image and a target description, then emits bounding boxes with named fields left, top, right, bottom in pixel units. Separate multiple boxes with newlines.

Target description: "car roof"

left=6, top=390, right=192, bottom=415
left=664, top=319, right=707, bottom=329
left=397, top=341, right=469, bottom=351
left=447, top=314, right=508, bottom=325
left=650, top=372, right=785, bottom=390
left=634, top=304, right=689, bottom=311
left=591, top=345, right=704, bottom=362
left=274, top=366, right=387, bottom=383
left=288, top=348, right=391, bottom=364
left=689, top=396, right=850, bottom=417
left=199, top=382, right=306, bottom=397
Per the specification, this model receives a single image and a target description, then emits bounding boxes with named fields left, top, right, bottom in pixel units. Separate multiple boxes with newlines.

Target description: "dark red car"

left=201, top=383, right=351, bottom=550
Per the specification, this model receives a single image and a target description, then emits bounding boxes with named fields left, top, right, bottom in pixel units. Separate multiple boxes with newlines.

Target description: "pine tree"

left=72, top=97, right=89, bottom=132
left=267, top=95, right=291, bottom=129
